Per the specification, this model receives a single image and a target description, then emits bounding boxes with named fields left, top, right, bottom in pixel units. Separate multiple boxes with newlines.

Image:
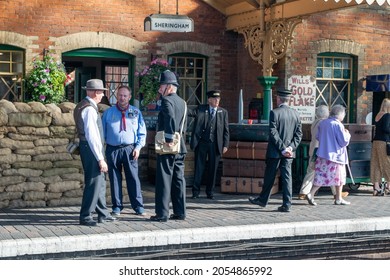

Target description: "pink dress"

left=313, top=157, right=346, bottom=187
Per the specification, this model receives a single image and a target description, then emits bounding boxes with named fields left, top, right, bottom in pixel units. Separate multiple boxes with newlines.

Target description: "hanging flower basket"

left=25, top=51, right=70, bottom=104
left=135, top=58, right=171, bottom=110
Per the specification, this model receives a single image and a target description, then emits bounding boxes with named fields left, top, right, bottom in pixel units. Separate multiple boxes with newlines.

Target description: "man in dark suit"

left=248, top=89, right=302, bottom=212
left=150, top=70, right=187, bottom=222
left=189, top=90, right=229, bottom=199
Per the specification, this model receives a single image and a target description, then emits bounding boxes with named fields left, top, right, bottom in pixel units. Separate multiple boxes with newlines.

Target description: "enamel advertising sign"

left=287, top=75, right=316, bottom=124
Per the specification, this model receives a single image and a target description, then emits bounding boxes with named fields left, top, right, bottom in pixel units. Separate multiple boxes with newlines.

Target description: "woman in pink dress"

left=305, top=104, right=351, bottom=206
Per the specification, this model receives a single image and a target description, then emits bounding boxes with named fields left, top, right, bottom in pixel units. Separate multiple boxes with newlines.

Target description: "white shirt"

left=81, top=97, right=104, bottom=161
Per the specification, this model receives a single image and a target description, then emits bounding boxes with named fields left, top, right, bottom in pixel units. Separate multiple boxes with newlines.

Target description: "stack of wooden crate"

left=221, top=141, right=279, bottom=194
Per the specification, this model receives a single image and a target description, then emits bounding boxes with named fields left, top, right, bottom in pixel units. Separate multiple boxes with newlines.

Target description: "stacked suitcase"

left=221, top=141, right=279, bottom=194
left=345, top=124, right=373, bottom=181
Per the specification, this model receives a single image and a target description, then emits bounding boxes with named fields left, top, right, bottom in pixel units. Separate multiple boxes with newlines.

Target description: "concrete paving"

left=1, top=182, right=390, bottom=259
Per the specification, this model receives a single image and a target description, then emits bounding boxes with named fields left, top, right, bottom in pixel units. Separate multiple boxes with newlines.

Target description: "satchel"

left=66, top=140, right=80, bottom=155
left=155, top=102, right=187, bottom=155
left=66, top=130, right=80, bottom=155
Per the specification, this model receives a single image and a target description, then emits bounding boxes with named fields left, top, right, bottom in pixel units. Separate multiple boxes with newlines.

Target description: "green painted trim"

left=0, top=45, right=24, bottom=51
left=63, top=48, right=133, bottom=59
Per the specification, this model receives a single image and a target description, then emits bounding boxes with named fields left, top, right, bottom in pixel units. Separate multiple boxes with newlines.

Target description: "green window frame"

left=0, top=45, right=24, bottom=101
left=316, top=53, right=356, bottom=122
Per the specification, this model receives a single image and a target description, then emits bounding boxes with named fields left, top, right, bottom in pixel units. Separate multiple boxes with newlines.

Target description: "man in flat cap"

left=74, top=79, right=116, bottom=226
left=189, top=89, right=229, bottom=199
left=249, top=89, right=302, bottom=212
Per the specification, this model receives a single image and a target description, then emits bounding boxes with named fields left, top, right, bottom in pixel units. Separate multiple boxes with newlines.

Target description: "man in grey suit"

left=249, top=89, right=302, bottom=212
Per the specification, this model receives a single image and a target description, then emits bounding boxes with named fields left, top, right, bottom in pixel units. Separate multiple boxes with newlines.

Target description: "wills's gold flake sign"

left=144, top=14, right=194, bottom=32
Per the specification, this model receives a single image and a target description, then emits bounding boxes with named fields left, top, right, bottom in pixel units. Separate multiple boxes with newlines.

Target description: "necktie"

left=211, top=108, right=216, bottom=118
left=116, top=104, right=129, bottom=132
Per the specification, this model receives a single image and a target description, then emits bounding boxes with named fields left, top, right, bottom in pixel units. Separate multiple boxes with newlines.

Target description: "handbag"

left=66, top=130, right=80, bottom=155
left=387, top=142, right=390, bottom=156
left=155, top=102, right=187, bottom=155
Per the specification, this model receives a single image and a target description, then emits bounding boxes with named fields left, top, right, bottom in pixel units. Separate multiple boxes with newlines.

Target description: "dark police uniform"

left=152, top=70, right=187, bottom=221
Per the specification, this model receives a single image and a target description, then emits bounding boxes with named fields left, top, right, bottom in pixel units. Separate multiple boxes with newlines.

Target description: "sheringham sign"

left=144, top=14, right=194, bottom=32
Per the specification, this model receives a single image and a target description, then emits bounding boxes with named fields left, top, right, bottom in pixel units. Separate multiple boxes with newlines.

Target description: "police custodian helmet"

left=159, top=70, right=179, bottom=87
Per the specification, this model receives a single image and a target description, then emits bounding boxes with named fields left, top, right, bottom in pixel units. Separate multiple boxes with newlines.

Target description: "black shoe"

left=207, top=195, right=215, bottom=200
left=277, top=206, right=291, bottom=212
left=248, top=197, right=266, bottom=207
left=80, top=220, right=97, bottom=226
left=169, top=214, right=186, bottom=220
left=191, top=194, right=199, bottom=199
left=98, top=216, right=117, bottom=223
left=150, top=215, right=168, bottom=222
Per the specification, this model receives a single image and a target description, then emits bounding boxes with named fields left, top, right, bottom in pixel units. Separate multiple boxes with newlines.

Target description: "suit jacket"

left=157, top=92, right=187, bottom=154
left=189, top=104, right=229, bottom=155
left=266, top=104, right=302, bottom=159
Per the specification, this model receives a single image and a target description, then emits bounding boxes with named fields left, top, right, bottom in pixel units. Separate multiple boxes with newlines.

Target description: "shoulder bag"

left=155, top=102, right=187, bottom=155
left=66, top=130, right=80, bottom=155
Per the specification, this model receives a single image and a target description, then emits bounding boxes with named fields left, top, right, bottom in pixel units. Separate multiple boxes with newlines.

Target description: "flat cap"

left=207, top=90, right=221, bottom=98
left=276, top=89, right=292, bottom=97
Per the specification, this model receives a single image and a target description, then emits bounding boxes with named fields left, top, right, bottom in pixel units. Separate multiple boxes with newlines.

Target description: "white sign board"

left=287, top=75, right=316, bottom=124
left=144, top=14, right=194, bottom=32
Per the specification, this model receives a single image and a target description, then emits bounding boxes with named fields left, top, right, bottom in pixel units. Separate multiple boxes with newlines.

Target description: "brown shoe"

left=333, top=192, right=349, bottom=199
left=298, top=194, right=306, bottom=200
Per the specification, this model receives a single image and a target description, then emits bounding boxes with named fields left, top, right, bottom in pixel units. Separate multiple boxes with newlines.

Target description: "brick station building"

left=0, top=1, right=389, bottom=206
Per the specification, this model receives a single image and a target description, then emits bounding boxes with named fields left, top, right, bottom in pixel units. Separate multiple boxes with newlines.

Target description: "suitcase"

left=229, top=123, right=269, bottom=142
left=348, top=160, right=370, bottom=179
left=344, top=124, right=373, bottom=142
left=347, top=142, right=372, bottom=161
left=222, top=159, right=267, bottom=178
left=220, top=176, right=237, bottom=193
left=251, top=177, right=279, bottom=195
left=237, top=177, right=252, bottom=193
left=223, top=141, right=268, bottom=160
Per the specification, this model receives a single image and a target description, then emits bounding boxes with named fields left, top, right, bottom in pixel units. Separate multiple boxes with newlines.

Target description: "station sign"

left=144, top=14, right=194, bottom=32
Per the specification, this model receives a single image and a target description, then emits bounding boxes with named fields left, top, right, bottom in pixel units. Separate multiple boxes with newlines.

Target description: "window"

left=0, top=47, right=24, bottom=101
left=105, top=65, right=129, bottom=105
left=316, top=54, right=354, bottom=121
left=168, top=54, right=206, bottom=106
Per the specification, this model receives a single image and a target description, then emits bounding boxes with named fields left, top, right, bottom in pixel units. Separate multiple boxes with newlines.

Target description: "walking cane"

left=346, top=161, right=355, bottom=185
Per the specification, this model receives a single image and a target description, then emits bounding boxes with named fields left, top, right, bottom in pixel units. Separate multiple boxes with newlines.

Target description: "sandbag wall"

left=0, top=99, right=149, bottom=209
left=221, top=141, right=279, bottom=194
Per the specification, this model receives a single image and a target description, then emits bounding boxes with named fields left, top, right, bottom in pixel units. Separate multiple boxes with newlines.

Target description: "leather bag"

left=66, top=130, right=80, bottom=155
left=155, top=102, right=187, bottom=155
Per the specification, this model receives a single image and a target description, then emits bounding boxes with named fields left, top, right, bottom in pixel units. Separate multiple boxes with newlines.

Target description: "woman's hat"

left=82, top=79, right=108, bottom=91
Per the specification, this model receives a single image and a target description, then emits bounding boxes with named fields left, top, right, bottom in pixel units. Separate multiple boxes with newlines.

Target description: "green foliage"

left=136, top=58, right=170, bottom=107
left=25, top=51, right=68, bottom=104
